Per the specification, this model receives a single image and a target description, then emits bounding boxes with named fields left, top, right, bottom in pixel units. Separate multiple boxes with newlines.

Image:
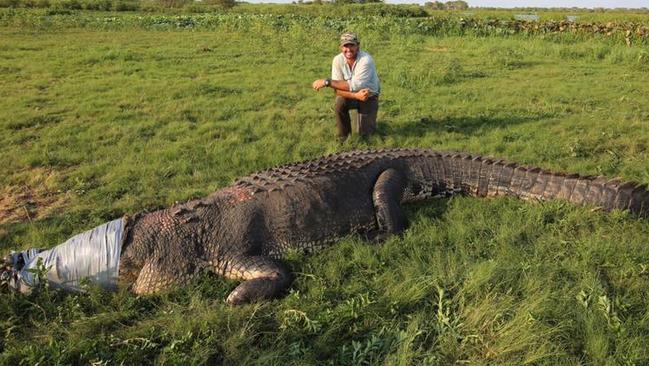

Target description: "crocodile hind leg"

left=223, top=255, right=293, bottom=305
left=372, top=168, right=408, bottom=240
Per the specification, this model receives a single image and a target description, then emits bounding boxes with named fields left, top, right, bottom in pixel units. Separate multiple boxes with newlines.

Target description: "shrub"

left=113, top=0, right=138, bottom=11
left=203, top=0, right=235, bottom=10
left=83, top=0, right=112, bottom=10
left=156, top=0, right=191, bottom=8
left=22, top=0, right=51, bottom=7
left=0, top=0, right=21, bottom=7
left=50, top=0, right=82, bottom=9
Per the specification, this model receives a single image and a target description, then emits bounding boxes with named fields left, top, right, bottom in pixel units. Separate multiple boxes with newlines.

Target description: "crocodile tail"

left=510, top=169, right=649, bottom=216
left=438, top=153, right=649, bottom=216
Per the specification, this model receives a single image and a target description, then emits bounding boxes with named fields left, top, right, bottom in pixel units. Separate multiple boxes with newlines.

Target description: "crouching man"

left=312, top=32, right=381, bottom=142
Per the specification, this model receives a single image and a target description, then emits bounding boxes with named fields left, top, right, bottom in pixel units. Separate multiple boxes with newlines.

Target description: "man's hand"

left=335, top=88, right=372, bottom=101
left=355, top=88, right=370, bottom=102
left=312, top=79, right=327, bottom=91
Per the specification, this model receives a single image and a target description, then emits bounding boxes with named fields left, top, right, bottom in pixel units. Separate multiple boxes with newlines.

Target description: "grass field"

left=1, top=7, right=649, bottom=365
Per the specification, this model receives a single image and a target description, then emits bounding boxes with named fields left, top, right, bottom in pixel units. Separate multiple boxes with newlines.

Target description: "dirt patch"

left=0, top=168, right=72, bottom=227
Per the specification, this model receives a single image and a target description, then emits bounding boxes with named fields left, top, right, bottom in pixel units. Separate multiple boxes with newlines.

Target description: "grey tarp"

left=11, top=218, right=124, bottom=292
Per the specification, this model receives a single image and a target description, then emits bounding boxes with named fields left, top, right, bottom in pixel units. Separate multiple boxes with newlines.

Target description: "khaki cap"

left=340, top=32, right=360, bottom=46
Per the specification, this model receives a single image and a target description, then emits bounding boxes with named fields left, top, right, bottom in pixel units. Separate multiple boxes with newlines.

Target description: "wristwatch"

left=324, top=78, right=331, bottom=87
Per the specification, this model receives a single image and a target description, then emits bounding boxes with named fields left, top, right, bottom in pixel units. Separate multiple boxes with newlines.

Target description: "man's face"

left=340, top=43, right=359, bottom=60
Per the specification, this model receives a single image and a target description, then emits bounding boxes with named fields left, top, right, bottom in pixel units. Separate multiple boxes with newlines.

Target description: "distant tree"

left=333, top=0, right=382, bottom=3
left=424, top=1, right=445, bottom=10
left=424, top=0, right=467, bottom=10
left=445, top=0, right=468, bottom=10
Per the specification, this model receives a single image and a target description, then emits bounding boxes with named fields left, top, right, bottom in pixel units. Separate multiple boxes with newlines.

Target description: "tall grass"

left=1, top=8, right=648, bottom=45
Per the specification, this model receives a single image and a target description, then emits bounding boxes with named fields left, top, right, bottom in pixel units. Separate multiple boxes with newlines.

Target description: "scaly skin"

left=115, top=148, right=649, bottom=304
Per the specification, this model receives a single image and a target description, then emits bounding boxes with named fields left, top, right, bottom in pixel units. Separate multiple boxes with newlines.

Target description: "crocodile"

left=4, top=148, right=649, bottom=304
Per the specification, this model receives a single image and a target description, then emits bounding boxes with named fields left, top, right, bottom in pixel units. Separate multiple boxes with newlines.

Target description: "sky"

left=248, top=0, right=648, bottom=8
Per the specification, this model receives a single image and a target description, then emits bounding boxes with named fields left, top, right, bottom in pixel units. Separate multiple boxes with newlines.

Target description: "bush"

left=82, top=0, right=112, bottom=10
left=233, top=3, right=426, bottom=18
left=156, top=0, right=191, bottom=8
left=138, top=0, right=160, bottom=11
left=113, top=0, right=138, bottom=11
left=0, top=0, right=21, bottom=7
left=203, top=0, right=235, bottom=10
left=50, top=0, right=82, bottom=9
left=22, top=0, right=51, bottom=7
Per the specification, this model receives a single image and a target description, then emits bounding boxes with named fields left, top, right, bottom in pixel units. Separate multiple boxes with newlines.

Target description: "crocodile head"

left=0, top=249, right=43, bottom=293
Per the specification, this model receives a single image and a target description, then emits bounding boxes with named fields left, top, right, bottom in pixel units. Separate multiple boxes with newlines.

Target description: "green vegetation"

left=425, top=0, right=468, bottom=11
left=1, top=8, right=647, bottom=46
left=1, top=6, right=649, bottom=365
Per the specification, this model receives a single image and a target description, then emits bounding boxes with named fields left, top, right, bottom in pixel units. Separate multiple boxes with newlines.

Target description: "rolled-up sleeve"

left=348, top=57, right=377, bottom=93
left=331, top=57, right=344, bottom=81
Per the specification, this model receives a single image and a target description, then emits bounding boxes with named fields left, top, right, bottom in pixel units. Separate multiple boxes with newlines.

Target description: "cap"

left=339, top=32, right=360, bottom=46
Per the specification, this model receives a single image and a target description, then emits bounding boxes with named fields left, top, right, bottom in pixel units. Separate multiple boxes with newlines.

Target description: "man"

left=312, top=32, right=380, bottom=142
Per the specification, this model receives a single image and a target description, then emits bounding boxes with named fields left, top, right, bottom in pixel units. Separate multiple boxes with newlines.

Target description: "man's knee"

left=358, top=117, right=376, bottom=136
left=334, top=96, right=347, bottom=113
left=358, top=98, right=379, bottom=136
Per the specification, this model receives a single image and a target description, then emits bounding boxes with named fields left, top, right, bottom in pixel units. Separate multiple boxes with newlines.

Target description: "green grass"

left=1, top=10, right=649, bottom=364
left=2, top=9, right=648, bottom=45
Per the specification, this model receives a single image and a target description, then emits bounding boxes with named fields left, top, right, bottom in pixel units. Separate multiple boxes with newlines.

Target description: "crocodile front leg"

left=223, top=255, right=293, bottom=305
left=372, top=168, right=408, bottom=239
left=131, top=257, right=199, bottom=295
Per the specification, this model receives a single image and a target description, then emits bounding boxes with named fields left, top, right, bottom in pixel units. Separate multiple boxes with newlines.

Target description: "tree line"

left=424, top=1, right=469, bottom=10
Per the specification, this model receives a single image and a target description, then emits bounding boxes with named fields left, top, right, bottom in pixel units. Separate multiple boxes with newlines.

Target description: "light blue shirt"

left=331, top=50, right=380, bottom=96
